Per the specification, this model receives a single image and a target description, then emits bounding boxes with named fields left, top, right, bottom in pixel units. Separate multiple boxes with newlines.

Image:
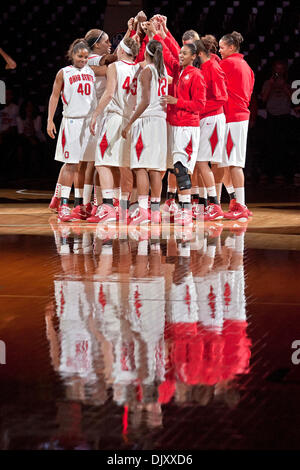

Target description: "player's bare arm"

left=121, top=67, right=152, bottom=139
left=90, top=63, right=117, bottom=135
left=47, top=69, right=63, bottom=139
left=0, top=47, right=17, bottom=69
left=89, top=64, right=108, bottom=76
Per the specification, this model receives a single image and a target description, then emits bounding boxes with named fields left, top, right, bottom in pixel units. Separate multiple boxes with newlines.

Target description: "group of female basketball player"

left=47, top=12, right=254, bottom=226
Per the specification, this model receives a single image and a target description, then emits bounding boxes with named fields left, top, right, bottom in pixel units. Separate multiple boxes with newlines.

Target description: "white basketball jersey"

left=61, top=65, right=96, bottom=118
left=105, top=60, right=141, bottom=118
left=88, top=54, right=107, bottom=100
left=137, top=63, right=168, bottom=119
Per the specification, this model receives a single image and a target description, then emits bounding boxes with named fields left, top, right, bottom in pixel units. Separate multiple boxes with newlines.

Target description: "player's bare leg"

left=149, top=170, right=162, bottom=223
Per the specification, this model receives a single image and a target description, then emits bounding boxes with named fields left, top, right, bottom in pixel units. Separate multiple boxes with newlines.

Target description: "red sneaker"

left=129, top=207, right=150, bottom=226
left=69, top=204, right=87, bottom=221
left=224, top=202, right=249, bottom=222
left=229, top=198, right=253, bottom=217
left=204, top=203, right=224, bottom=221
left=49, top=196, right=60, bottom=212
left=87, top=203, right=117, bottom=224
left=85, top=202, right=93, bottom=218
left=90, top=204, right=98, bottom=217
left=192, top=204, right=205, bottom=221
left=58, top=204, right=73, bottom=222
left=174, top=208, right=193, bottom=227
left=162, top=198, right=179, bottom=215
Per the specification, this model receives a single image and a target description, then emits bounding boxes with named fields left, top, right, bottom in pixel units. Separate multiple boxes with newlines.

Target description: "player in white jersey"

left=122, top=40, right=168, bottom=226
left=80, top=29, right=117, bottom=219
left=89, top=37, right=141, bottom=225
left=48, top=31, right=112, bottom=219
left=47, top=39, right=98, bottom=222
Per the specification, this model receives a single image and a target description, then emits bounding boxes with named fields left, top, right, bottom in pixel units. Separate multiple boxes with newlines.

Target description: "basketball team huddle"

left=47, top=11, right=255, bottom=227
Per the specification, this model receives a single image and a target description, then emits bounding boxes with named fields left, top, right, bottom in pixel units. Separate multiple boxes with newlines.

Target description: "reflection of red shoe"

left=229, top=198, right=253, bottom=217
left=205, top=222, right=223, bottom=238
left=69, top=204, right=87, bottom=221
left=224, top=202, right=249, bottom=222
left=204, top=203, right=224, bottom=221
left=49, top=196, right=60, bottom=212
left=230, top=221, right=249, bottom=235
left=129, top=225, right=150, bottom=241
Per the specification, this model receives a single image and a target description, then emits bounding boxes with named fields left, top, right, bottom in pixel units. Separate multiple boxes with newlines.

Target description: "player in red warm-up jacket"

left=217, top=31, right=254, bottom=222
left=193, top=38, right=228, bottom=222
left=146, top=21, right=206, bottom=227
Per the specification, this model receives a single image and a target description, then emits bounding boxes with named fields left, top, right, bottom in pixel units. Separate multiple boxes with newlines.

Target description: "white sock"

left=113, top=187, right=121, bottom=201
left=121, top=192, right=130, bottom=200
left=207, top=186, right=217, bottom=198
left=94, top=185, right=102, bottom=205
left=83, top=184, right=93, bottom=205
left=235, top=187, right=245, bottom=206
left=101, top=245, right=113, bottom=255
left=61, top=185, right=71, bottom=199
left=216, top=183, right=222, bottom=201
left=138, top=240, right=148, bottom=255
left=74, top=188, right=83, bottom=198
left=54, top=183, right=61, bottom=198
left=151, top=197, right=160, bottom=203
left=235, top=234, right=245, bottom=253
left=178, top=244, right=190, bottom=257
left=102, top=189, right=114, bottom=199
left=191, top=186, right=199, bottom=195
left=167, top=186, right=177, bottom=194
left=199, top=187, right=207, bottom=198
left=226, top=185, right=235, bottom=195
left=207, top=245, right=216, bottom=258
left=138, top=196, right=148, bottom=210
left=178, top=194, right=191, bottom=204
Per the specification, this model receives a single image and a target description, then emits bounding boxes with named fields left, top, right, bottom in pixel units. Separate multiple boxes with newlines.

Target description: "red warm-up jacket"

left=220, top=53, right=255, bottom=123
left=154, top=34, right=206, bottom=126
left=200, top=58, right=228, bottom=118
left=210, top=52, right=221, bottom=64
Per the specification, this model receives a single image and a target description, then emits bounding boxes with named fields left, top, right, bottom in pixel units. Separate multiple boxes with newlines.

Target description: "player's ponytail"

left=67, top=38, right=90, bottom=61
left=146, top=40, right=164, bottom=78
left=201, top=34, right=218, bottom=54
left=221, top=31, right=244, bottom=52
left=193, top=39, right=208, bottom=68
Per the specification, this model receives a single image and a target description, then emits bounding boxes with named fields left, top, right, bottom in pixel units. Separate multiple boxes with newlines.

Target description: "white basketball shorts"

left=197, top=113, right=226, bottom=164
left=95, top=112, right=130, bottom=167
left=170, top=125, right=200, bottom=174
left=55, top=116, right=92, bottom=164
left=219, top=120, right=249, bottom=168
left=130, top=116, right=167, bottom=171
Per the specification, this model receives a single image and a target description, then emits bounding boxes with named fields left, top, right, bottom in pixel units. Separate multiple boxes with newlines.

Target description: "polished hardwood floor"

left=0, top=189, right=300, bottom=450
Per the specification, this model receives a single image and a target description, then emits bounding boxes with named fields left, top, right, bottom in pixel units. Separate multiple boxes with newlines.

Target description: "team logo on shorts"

left=64, top=151, right=70, bottom=159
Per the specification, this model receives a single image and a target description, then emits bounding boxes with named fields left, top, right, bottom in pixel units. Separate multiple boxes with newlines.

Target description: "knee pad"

left=174, top=161, right=191, bottom=190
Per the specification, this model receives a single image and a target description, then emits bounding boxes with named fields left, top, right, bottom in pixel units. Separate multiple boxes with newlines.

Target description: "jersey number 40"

left=77, top=83, right=91, bottom=95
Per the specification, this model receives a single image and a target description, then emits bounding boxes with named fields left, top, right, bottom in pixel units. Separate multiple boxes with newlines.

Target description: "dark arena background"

left=0, top=0, right=300, bottom=455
